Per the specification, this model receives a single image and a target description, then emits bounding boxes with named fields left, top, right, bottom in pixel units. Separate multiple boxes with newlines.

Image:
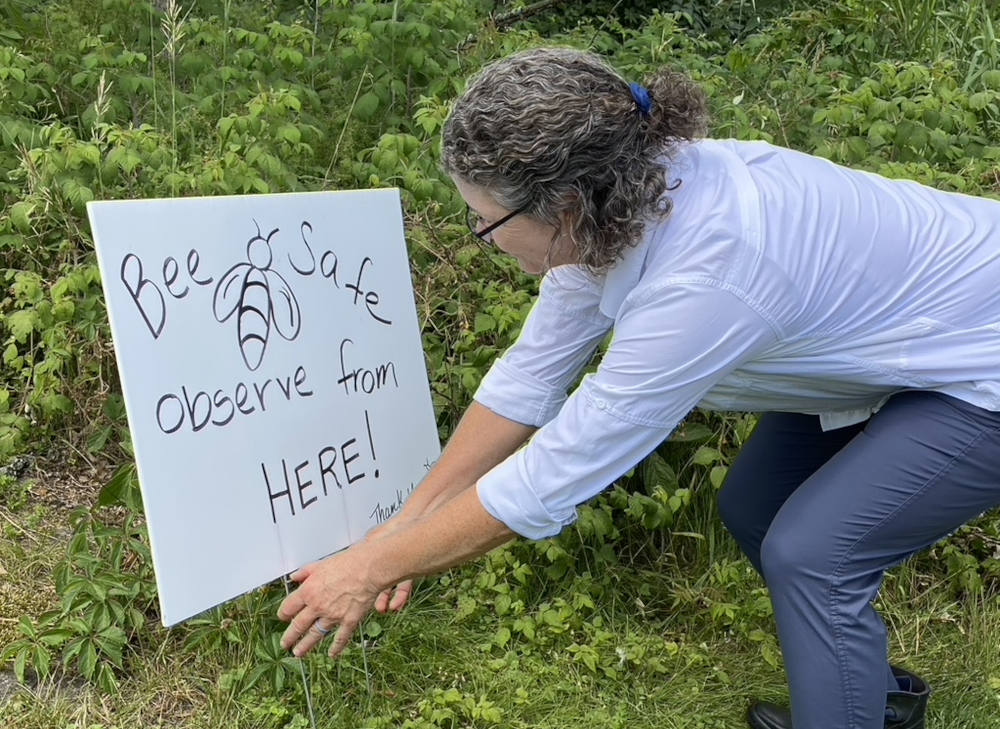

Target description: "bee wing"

left=213, top=263, right=251, bottom=322
left=266, top=270, right=301, bottom=340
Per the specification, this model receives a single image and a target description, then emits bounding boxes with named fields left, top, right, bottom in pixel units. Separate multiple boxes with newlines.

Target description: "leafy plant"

left=1, top=464, right=155, bottom=692
left=5, top=1, right=1000, bottom=714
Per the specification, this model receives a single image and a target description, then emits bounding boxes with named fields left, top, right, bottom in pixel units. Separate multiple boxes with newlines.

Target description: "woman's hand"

left=374, top=579, right=413, bottom=613
left=277, top=544, right=382, bottom=659
left=364, top=520, right=415, bottom=613
left=278, top=487, right=514, bottom=659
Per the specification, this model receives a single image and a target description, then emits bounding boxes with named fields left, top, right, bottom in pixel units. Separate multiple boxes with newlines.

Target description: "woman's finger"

left=280, top=605, right=319, bottom=651
left=328, top=620, right=359, bottom=659
left=292, top=616, right=333, bottom=658
left=277, top=586, right=308, bottom=622
left=374, top=588, right=392, bottom=614
left=289, top=562, right=315, bottom=583
left=388, top=580, right=413, bottom=611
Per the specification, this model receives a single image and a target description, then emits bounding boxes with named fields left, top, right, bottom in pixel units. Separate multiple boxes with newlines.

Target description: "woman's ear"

left=555, top=190, right=580, bottom=231
left=551, top=203, right=581, bottom=267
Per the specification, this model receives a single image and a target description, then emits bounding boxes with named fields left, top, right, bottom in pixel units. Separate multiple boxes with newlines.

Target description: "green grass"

left=4, top=0, right=1000, bottom=726
left=3, top=500, right=999, bottom=729
left=0, top=505, right=62, bottom=650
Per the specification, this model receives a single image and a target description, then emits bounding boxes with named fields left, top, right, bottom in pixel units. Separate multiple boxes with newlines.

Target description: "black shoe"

left=885, top=666, right=930, bottom=729
left=746, top=666, right=930, bottom=729
left=746, top=700, right=789, bottom=729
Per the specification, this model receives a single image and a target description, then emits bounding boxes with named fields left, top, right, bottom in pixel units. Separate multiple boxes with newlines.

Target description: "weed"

left=3, top=3, right=1000, bottom=727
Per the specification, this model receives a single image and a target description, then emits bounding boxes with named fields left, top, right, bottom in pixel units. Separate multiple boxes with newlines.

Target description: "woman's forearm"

left=368, top=485, right=517, bottom=588
left=393, top=400, right=535, bottom=523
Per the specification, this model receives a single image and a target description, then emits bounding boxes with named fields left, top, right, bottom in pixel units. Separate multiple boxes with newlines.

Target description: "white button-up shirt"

left=474, top=139, right=1000, bottom=540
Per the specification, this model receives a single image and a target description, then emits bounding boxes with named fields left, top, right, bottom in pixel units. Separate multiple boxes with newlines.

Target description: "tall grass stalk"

left=91, top=70, right=112, bottom=196
left=947, top=0, right=1000, bottom=89
left=221, top=0, right=231, bottom=120
left=840, top=0, right=999, bottom=77
left=312, top=0, right=319, bottom=60
left=323, top=64, right=371, bottom=184
left=149, top=5, right=158, bottom=132
left=160, top=0, right=188, bottom=195
left=884, top=0, right=941, bottom=60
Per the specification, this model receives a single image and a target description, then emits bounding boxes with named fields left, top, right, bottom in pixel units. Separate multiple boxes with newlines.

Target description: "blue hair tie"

left=629, top=82, right=652, bottom=117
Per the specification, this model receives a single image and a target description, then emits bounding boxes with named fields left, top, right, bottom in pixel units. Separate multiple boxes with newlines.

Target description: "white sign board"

left=87, top=190, right=441, bottom=626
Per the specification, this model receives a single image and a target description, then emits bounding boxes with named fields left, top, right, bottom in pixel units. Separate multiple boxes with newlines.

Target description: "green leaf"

left=98, top=464, right=138, bottom=507
left=217, top=116, right=236, bottom=140
left=13, top=648, right=27, bottom=683
left=16, top=616, right=36, bottom=639
left=253, top=640, right=273, bottom=663
left=513, top=618, right=535, bottom=641
left=375, top=148, right=398, bottom=171
left=407, top=48, right=425, bottom=69
left=982, top=71, right=1000, bottom=90
left=78, top=640, right=98, bottom=679
left=692, top=446, right=722, bottom=466
left=473, top=313, right=495, bottom=333
left=670, top=423, right=713, bottom=442
left=6, top=310, right=38, bottom=342
left=969, top=91, right=992, bottom=110
left=38, top=628, right=72, bottom=647
left=87, top=426, right=111, bottom=454
left=709, top=465, right=728, bottom=490
left=9, top=201, right=34, bottom=233
left=95, top=628, right=125, bottom=667
left=277, top=124, right=301, bottom=144
left=455, top=245, right=480, bottom=266
left=845, top=136, right=869, bottom=161
left=62, top=637, right=83, bottom=665
left=37, top=392, right=73, bottom=416
left=273, top=662, right=288, bottom=693
left=78, top=144, right=101, bottom=167
left=762, top=641, right=780, bottom=669
left=541, top=609, right=564, bottom=627
left=494, top=593, right=511, bottom=615
left=642, top=452, right=677, bottom=490
left=90, top=580, right=108, bottom=602
left=96, top=663, right=119, bottom=693
left=354, top=91, right=380, bottom=121
left=34, top=645, right=51, bottom=677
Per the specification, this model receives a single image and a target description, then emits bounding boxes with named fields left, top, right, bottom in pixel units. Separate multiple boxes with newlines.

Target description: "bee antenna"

left=266, top=227, right=280, bottom=243
left=251, top=218, right=262, bottom=237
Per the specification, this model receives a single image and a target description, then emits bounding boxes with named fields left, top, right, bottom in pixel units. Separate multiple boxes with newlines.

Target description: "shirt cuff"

left=473, top=358, right=568, bottom=427
left=476, top=450, right=575, bottom=540
left=475, top=380, right=677, bottom=540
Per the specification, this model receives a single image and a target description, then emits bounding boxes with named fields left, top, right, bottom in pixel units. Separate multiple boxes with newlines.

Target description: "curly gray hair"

left=441, top=47, right=709, bottom=273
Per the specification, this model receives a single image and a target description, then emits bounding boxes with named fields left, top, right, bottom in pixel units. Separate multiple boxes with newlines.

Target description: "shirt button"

left=594, top=398, right=607, bottom=410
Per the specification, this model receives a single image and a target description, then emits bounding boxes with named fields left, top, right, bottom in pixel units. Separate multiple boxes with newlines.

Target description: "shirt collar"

left=598, top=225, right=654, bottom=319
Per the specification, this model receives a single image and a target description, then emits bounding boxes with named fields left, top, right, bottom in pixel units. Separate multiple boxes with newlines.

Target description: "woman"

left=277, top=47, right=1000, bottom=729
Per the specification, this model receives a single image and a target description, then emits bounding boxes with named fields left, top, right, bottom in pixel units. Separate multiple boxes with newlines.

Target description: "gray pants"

left=717, top=391, right=1000, bottom=729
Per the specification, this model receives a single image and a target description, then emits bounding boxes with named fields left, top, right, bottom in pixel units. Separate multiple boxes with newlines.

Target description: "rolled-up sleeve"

left=473, top=267, right=613, bottom=426
left=477, top=281, right=781, bottom=539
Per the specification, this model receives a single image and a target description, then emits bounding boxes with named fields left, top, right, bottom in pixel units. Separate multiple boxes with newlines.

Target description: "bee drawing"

left=213, top=221, right=301, bottom=371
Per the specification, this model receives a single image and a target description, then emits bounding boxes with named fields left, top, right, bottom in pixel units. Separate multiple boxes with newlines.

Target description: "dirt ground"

left=1, top=449, right=119, bottom=703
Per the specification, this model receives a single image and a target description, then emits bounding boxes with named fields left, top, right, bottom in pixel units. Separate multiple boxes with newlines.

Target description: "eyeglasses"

left=465, top=203, right=529, bottom=241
